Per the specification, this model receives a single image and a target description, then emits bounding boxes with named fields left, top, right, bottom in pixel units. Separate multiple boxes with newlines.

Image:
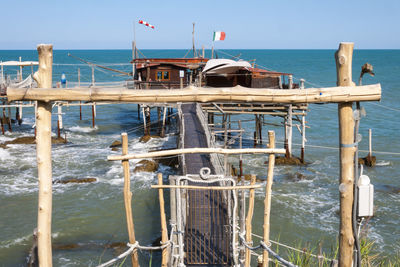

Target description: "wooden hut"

left=132, top=58, right=208, bottom=88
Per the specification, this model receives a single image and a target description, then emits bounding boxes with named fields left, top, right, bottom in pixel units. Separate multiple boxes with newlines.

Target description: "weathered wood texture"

left=7, top=84, right=381, bottom=103
left=336, top=42, right=356, bottom=267
left=262, top=131, right=276, bottom=267
left=33, top=44, right=53, bottom=267
left=121, top=133, right=139, bottom=267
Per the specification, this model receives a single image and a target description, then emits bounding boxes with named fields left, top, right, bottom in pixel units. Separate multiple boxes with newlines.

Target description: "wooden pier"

left=6, top=43, right=383, bottom=267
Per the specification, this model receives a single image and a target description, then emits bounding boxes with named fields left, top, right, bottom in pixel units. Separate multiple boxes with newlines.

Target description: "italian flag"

left=213, top=31, right=226, bottom=41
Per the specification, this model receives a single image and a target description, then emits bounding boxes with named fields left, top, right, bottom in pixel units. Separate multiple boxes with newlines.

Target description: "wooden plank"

left=151, top=184, right=263, bottom=190
left=7, top=84, right=381, bottom=104
left=108, top=147, right=287, bottom=161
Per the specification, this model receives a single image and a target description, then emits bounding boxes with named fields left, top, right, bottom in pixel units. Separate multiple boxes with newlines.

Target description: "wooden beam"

left=157, top=173, right=169, bottom=267
left=151, top=184, right=262, bottom=190
left=33, top=44, right=53, bottom=267
left=262, top=131, right=276, bottom=267
left=245, top=175, right=256, bottom=267
left=336, top=42, right=356, bottom=267
left=108, top=147, right=286, bottom=161
left=7, top=84, right=381, bottom=104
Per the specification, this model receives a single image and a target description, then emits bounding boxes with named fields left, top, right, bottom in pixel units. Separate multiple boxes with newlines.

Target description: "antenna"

left=192, top=22, right=197, bottom=58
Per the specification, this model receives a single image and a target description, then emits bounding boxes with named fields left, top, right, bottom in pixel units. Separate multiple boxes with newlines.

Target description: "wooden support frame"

left=121, top=133, right=140, bottom=267
left=33, top=44, right=53, bottom=267
left=336, top=42, right=356, bottom=267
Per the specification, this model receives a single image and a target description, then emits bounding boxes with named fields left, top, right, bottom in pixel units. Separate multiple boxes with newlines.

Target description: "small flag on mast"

left=213, top=31, right=226, bottom=41
left=138, top=20, right=155, bottom=29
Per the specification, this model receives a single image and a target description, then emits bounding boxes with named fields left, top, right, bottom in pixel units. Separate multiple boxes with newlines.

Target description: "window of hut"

left=157, top=71, right=170, bottom=81
left=157, top=71, right=162, bottom=81
left=163, top=71, right=170, bottom=80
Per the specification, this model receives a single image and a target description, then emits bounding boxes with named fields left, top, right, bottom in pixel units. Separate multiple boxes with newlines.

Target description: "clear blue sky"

left=1, top=0, right=399, bottom=49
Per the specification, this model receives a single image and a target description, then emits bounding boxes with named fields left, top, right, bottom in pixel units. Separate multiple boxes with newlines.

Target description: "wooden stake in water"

left=368, top=128, right=372, bottom=160
left=262, top=131, right=275, bottom=267
left=245, top=175, right=256, bottom=267
left=157, top=173, right=169, bottom=267
left=121, top=133, right=139, bottom=267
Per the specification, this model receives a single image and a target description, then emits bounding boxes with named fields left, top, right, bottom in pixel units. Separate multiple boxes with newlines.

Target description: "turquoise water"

left=0, top=49, right=399, bottom=266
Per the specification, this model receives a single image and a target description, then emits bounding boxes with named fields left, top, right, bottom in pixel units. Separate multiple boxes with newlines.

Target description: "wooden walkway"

left=180, top=103, right=232, bottom=266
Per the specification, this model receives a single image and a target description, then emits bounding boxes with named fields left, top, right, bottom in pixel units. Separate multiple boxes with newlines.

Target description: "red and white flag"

left=138, top=20, right=155, bottom=29
left=213, top=31, right=226, bottom=41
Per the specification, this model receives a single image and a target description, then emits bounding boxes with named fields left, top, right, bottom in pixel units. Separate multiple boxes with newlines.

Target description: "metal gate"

left=171, top=172, right=238, bottom=266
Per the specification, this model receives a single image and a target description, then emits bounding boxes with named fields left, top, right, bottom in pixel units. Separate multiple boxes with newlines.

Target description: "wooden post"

left=7, top=107, right=12, bottom=132
left=161, top=106, right=167, bottom=137
left=33, top=44, right=53, bottom=267
left=19, top=56, right=23, bottom=81
left=239, top=120, right=243, bottom=178
left=262, top=131, right=275, bottom=267
left=91, top=66, right=95, bottom=86
left=335, top=42, right=356, bottom=267
left=300, top=79, right=306, bottom=163
left=157, top=107, right=161, bottom=135
left=132, top=41, right=136, bottom=79
left=121, top=133, right=139, bottom=267
left=78, top=68, right=82, bottom=120
left=288, top=74, right=293, bottom=90
left=91, top=103, right=96, bottom=128
left=245, top=175, right=256, bottom=267
left=0, top=107, right=4, bottom=134
left=368, top=128, right=372, bottom=161
left=224, top=116, right=228, bottom=175
left=157, top=173, right=169, bottom=267
left=57, top=104, right=62, bottom=138
left=142, top=106, right=147, bottom=135
left=286, top=105, right=292, bottom=158
left=301, top=114, right=306, bottom=164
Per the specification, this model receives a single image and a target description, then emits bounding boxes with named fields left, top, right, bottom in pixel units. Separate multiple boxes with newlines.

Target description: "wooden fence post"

left=262, top=131, right=275, bottom=267
left=121, top=133, right=139, bottom=267
left=33, top=44, right=53, bottom=267
left=335, top=42, right=356, bottom=267
left=157, top=173, right=169, bottom=267
left=245, top=175, right=256, bottom=267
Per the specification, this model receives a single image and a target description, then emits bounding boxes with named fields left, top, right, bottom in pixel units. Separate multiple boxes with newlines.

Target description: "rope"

left=251, top=232, right=335, bottom=262
left=367, top=102, right=400, bottom=113
left=238, top=234, right=298, bottom=267
left=97, top=241, right=138, bottom=267
left=239, top=136, right=400, bottom=156
left=260, top=241, right=298, bottom=267
left=96, top=241, right=171, bottom=267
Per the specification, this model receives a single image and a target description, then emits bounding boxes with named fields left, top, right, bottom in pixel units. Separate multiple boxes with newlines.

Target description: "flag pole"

left=211, top=31, right=215, bottom=59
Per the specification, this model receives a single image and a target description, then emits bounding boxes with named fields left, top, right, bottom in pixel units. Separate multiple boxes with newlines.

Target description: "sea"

left=0, top=49, right=399, bottom=266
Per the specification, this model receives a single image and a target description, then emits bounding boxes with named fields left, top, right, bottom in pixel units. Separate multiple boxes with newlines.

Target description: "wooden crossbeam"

left=7, top=84, right=381, bottom=104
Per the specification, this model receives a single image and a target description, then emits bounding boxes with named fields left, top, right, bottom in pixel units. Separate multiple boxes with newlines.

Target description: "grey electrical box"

left=358, top=175, right=374, bottom=217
